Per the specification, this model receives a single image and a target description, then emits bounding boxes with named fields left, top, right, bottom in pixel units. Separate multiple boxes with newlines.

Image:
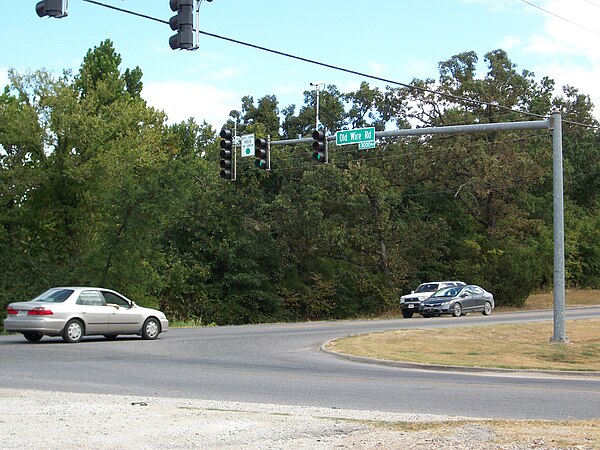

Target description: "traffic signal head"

left=254, top=138, right=269, bottom=170
left=36, top=0, right=66, bottom=18
left=312, top=130, right=327, bottom=163
left=169, top=0, right=194, bottom=50
left=219, top=129, right=234, bottom=179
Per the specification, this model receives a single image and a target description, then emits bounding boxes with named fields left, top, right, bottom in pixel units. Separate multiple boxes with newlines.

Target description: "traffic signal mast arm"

left=267, top=120, right=551, bottom=147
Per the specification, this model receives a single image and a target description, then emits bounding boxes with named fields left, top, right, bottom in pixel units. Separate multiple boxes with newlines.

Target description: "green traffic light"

left=312, top=152, right=325, bottom=162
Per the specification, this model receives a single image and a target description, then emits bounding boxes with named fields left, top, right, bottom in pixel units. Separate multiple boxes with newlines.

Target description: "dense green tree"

left=2, top=43, right=600, bottom=324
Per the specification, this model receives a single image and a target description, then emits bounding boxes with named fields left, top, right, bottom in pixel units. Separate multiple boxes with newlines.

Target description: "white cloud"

left=536, top=60, right=600, bottom=105
left=143, top=81, right=237, bottom=129
left=208, top=67, right=243, bottom=81
left=498, top=36, right=522, bottom=51
left=517, top=0, right=600, bottom=114
left=523, top=1, right=600, bottom=58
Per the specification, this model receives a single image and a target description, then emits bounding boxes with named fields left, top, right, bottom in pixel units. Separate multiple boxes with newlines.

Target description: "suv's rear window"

left=33, top=288, right=74, bottom=303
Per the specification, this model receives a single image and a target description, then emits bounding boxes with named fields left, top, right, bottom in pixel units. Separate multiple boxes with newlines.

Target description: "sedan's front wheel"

left=482, top=301, right=493, bottom=316
left=451, top=303, right=462, bottom=317
left=62, top=319, right=84, bottom=343
left=142, top=317, right=160, bottom=340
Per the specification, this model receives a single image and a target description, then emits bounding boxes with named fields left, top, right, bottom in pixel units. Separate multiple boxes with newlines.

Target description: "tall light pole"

left=310, top=81, right=324, bottom=130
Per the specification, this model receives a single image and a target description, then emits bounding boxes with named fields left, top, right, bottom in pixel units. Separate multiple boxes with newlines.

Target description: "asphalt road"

left=1, top=308, right=600, bottom=420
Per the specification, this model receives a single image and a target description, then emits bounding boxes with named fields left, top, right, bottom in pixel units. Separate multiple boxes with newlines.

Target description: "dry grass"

left=328, top=318, right=600, bottom=371
left=375, top=419, right=600, bottom=448
left=498, top=288, right=600, bottom=311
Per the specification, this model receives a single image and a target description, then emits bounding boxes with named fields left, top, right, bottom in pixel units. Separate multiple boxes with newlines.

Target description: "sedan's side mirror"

left=460, top=293, right=468, bottom=298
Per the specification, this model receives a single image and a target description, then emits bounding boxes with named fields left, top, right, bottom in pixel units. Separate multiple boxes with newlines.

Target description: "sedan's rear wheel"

left=62, top=319, right=84, bottom=343
left=452, top=303, right=462, bottom=317
left=401, top=309, right=414, bottom=319
left=142, top=317, right=160, bottom=340
left=482, top=301, right=493, bottom=316
left=23, top=332, right=43, bottom=342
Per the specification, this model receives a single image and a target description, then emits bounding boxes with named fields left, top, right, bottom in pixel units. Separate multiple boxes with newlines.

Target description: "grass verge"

left=328, top=318, right=600, bottom=372
left=498, top=288, right=600, bottom=311
left=374, top=419, right=600, bottom=448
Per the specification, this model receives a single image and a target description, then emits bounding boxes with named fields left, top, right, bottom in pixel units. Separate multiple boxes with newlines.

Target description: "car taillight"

left=27, top=307, right=53, bottom=316
left=6, top=307, right=18, bottom=315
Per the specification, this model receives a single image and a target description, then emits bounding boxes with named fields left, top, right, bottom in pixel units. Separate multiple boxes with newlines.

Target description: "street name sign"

left=335, top=127, right=375, bottom=146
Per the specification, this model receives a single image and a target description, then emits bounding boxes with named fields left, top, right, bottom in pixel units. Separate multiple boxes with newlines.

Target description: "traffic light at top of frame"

left=169, top=0, right=194, bottom=50
left=36, top=0, right=67, bottom=18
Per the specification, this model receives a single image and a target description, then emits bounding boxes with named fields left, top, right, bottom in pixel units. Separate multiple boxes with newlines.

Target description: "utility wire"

left=81, top=0, right=599, bottom=130
left=582, top=0, right=600, bottom=9
left=81, top=1, right=549, bottom=120
left=519, top=0, right=600, bottom=37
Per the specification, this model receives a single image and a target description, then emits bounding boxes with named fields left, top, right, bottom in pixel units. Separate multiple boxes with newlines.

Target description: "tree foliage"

left=2, top=42, right=600, bottom=324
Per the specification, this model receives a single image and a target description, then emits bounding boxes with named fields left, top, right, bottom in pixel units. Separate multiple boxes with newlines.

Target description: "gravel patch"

left=0, top=388, right=581, bottom=449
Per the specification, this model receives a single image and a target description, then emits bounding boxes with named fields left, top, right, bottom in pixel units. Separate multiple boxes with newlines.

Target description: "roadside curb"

left=319, top=341, right=600, bottom=379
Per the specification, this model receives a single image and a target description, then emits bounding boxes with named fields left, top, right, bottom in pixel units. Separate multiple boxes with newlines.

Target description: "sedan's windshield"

left=415, top=283, right=439, bottom=293
left=33, top=288, right=74, bottom=303
left=431, top=287, right=462, bottom=298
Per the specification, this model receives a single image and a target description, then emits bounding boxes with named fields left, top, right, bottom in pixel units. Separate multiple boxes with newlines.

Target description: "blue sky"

left=2, top=0, right=600, bottom=128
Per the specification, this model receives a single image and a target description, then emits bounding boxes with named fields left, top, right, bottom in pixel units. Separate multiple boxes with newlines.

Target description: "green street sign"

left=335, top=127, right=375, bottom=146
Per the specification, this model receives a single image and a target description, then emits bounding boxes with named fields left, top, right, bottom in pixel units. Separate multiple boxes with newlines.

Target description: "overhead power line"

left=81, top=0, right=598, bottom=129
left=519, top=0, right=600, bottom=37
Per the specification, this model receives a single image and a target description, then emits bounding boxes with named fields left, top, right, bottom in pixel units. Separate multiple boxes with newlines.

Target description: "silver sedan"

left=418, top=284, right=494, bottom=317
left=3, top=287, right=169, bottom=343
